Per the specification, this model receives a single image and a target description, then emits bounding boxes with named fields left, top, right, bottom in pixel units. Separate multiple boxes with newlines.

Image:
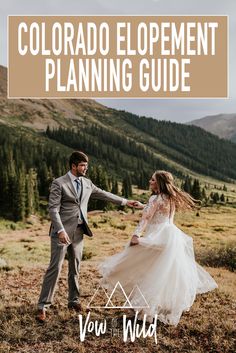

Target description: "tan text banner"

left=8, top=16, right=228, bottom=98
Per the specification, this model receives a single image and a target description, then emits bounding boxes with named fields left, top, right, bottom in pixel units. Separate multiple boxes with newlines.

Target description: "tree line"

left=0, top=125, right=134, bottom=221
left=111, top=110, right=236, bottom=181
left=46, top=125, right=183, bottom=186
left=181, top=175, right=227, bottom=205
left=0, top=123, right=231, bottom=222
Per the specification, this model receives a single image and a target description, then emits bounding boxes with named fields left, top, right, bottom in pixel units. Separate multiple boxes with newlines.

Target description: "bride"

left=99, top=170, right=218, bottom=326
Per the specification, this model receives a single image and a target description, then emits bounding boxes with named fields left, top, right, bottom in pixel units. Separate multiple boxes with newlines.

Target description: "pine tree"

left=0, top=169, right=9, bottom=214
left=25, top=168, right=39, bottom=217
left=111, top=177, right=119, bottom=195
left=191, top=179, right=202, bottom=200
left=220, top=193, right=225, bottom=202
left=137, top=170, right=149, bottom=189
left=12, top=169, right=26, bottom=221
left=88, top=166, right=111, bottom=210
left=122, top=173, right=132, bottom=198
left=211, top=192, right=220, bottom=203
left=38, top=162, right=50, bottom=197
left=182, top=175, right=192, bottom=194
left=201, top=187, right=207, bottom=201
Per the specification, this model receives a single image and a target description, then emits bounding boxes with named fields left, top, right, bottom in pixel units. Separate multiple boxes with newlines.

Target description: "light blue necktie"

left=75, top=179, right=80, bottom=194
left=75, top=178, right=83, bottom=224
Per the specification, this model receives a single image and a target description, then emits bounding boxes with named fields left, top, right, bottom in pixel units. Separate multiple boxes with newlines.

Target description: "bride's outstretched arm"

left=130, top=195, right=159, bottom=245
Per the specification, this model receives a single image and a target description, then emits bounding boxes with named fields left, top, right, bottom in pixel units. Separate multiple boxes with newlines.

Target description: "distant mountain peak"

left=188, top=113, right=236, bottom=142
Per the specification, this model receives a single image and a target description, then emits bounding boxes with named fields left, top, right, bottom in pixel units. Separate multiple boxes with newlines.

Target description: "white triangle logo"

left=87, top=284, right=110, bottom=309
left=126, top=285, right=149, bottom=308
left=87, top=282, right=149, bottom=309
left=105, top=281, right=133, bottom=308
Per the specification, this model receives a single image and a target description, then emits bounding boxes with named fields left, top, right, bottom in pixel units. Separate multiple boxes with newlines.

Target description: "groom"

left=37, top=151, right=139, bottom=322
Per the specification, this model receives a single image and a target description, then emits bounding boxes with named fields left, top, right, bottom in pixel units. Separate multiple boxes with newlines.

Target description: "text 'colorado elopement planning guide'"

left=8, top=15, right=227, bottom=98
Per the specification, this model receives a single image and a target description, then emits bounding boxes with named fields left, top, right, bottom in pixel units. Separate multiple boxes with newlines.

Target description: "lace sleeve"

left=133, top=195, right=159, bottom=237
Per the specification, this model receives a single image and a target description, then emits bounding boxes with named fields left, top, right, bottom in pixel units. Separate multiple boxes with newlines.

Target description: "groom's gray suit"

left=38, top=172, right=125, bottom=309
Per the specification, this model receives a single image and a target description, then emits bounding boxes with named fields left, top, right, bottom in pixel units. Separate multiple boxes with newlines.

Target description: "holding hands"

left=130, top=235, right=139, bottom=246
left=126, top=200, right=145, bottom=209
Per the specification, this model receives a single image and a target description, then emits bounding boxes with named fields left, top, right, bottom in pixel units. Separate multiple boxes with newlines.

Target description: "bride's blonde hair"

left=154, top=170, right=197, bottom=211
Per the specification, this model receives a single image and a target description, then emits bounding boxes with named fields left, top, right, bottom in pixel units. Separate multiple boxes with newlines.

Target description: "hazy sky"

left=0, top=0, right=235, bottom=122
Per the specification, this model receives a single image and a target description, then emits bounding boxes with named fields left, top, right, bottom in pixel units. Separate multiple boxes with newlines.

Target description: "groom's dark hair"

left=69, top=151, right=89, bottom=168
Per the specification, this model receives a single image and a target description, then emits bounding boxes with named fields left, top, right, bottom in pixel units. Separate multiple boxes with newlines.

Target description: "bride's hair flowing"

left=154, top=170, right=197, bottom=212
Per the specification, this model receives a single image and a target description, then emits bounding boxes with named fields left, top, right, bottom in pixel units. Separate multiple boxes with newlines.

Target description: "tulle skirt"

left=98, top=222, right=218, bottom=326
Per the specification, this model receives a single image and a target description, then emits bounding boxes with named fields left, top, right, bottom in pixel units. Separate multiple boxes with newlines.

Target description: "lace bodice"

left=134, top=194, right=175, bottom=237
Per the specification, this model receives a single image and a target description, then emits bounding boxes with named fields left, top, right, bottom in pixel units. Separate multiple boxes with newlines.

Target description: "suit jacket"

left=48, top=173, right=124, bottom=237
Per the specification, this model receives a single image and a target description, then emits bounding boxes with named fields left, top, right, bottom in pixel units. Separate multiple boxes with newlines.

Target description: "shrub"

left=196, top=242, right=236, bottom=272
left=10, top=223, right=16, bottom=230
left=116, top=224, right=126, bottom=230
left=92, top=222, right=98, bottom=228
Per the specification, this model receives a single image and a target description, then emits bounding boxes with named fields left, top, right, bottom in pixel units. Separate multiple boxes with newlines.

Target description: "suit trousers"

left=38, top=226, right=84, bottom=310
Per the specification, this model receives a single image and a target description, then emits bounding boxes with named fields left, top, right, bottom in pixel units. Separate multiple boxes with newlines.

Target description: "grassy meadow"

left=0, top=204, right=236, bottom=353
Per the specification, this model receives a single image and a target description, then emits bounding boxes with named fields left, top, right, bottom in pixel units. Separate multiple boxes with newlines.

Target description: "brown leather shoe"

left=36, top=309, right=46, bottom=323
left=68, top=302, right=82, bottom=312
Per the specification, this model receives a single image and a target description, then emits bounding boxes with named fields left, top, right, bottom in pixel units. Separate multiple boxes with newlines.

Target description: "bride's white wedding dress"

left=99, top=194, right=218, bottom=326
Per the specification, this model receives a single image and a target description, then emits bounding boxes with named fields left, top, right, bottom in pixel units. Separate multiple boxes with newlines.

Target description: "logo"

left=87, top=281, right=149, bottom=309
left=78, top=282, right=159, bottom=344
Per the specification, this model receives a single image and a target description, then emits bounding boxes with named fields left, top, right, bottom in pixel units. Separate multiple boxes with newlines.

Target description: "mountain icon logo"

left=87, top=281, right=149, bottom=309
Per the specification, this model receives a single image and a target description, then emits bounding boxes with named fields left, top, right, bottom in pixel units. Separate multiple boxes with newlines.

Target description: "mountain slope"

left=189, top=114, right=236, bottom=142
left=1, top=65, right=236, bottom=183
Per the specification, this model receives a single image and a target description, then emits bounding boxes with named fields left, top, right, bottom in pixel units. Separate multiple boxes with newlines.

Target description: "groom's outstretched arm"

left=90, top=182, right=142, bottom=208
